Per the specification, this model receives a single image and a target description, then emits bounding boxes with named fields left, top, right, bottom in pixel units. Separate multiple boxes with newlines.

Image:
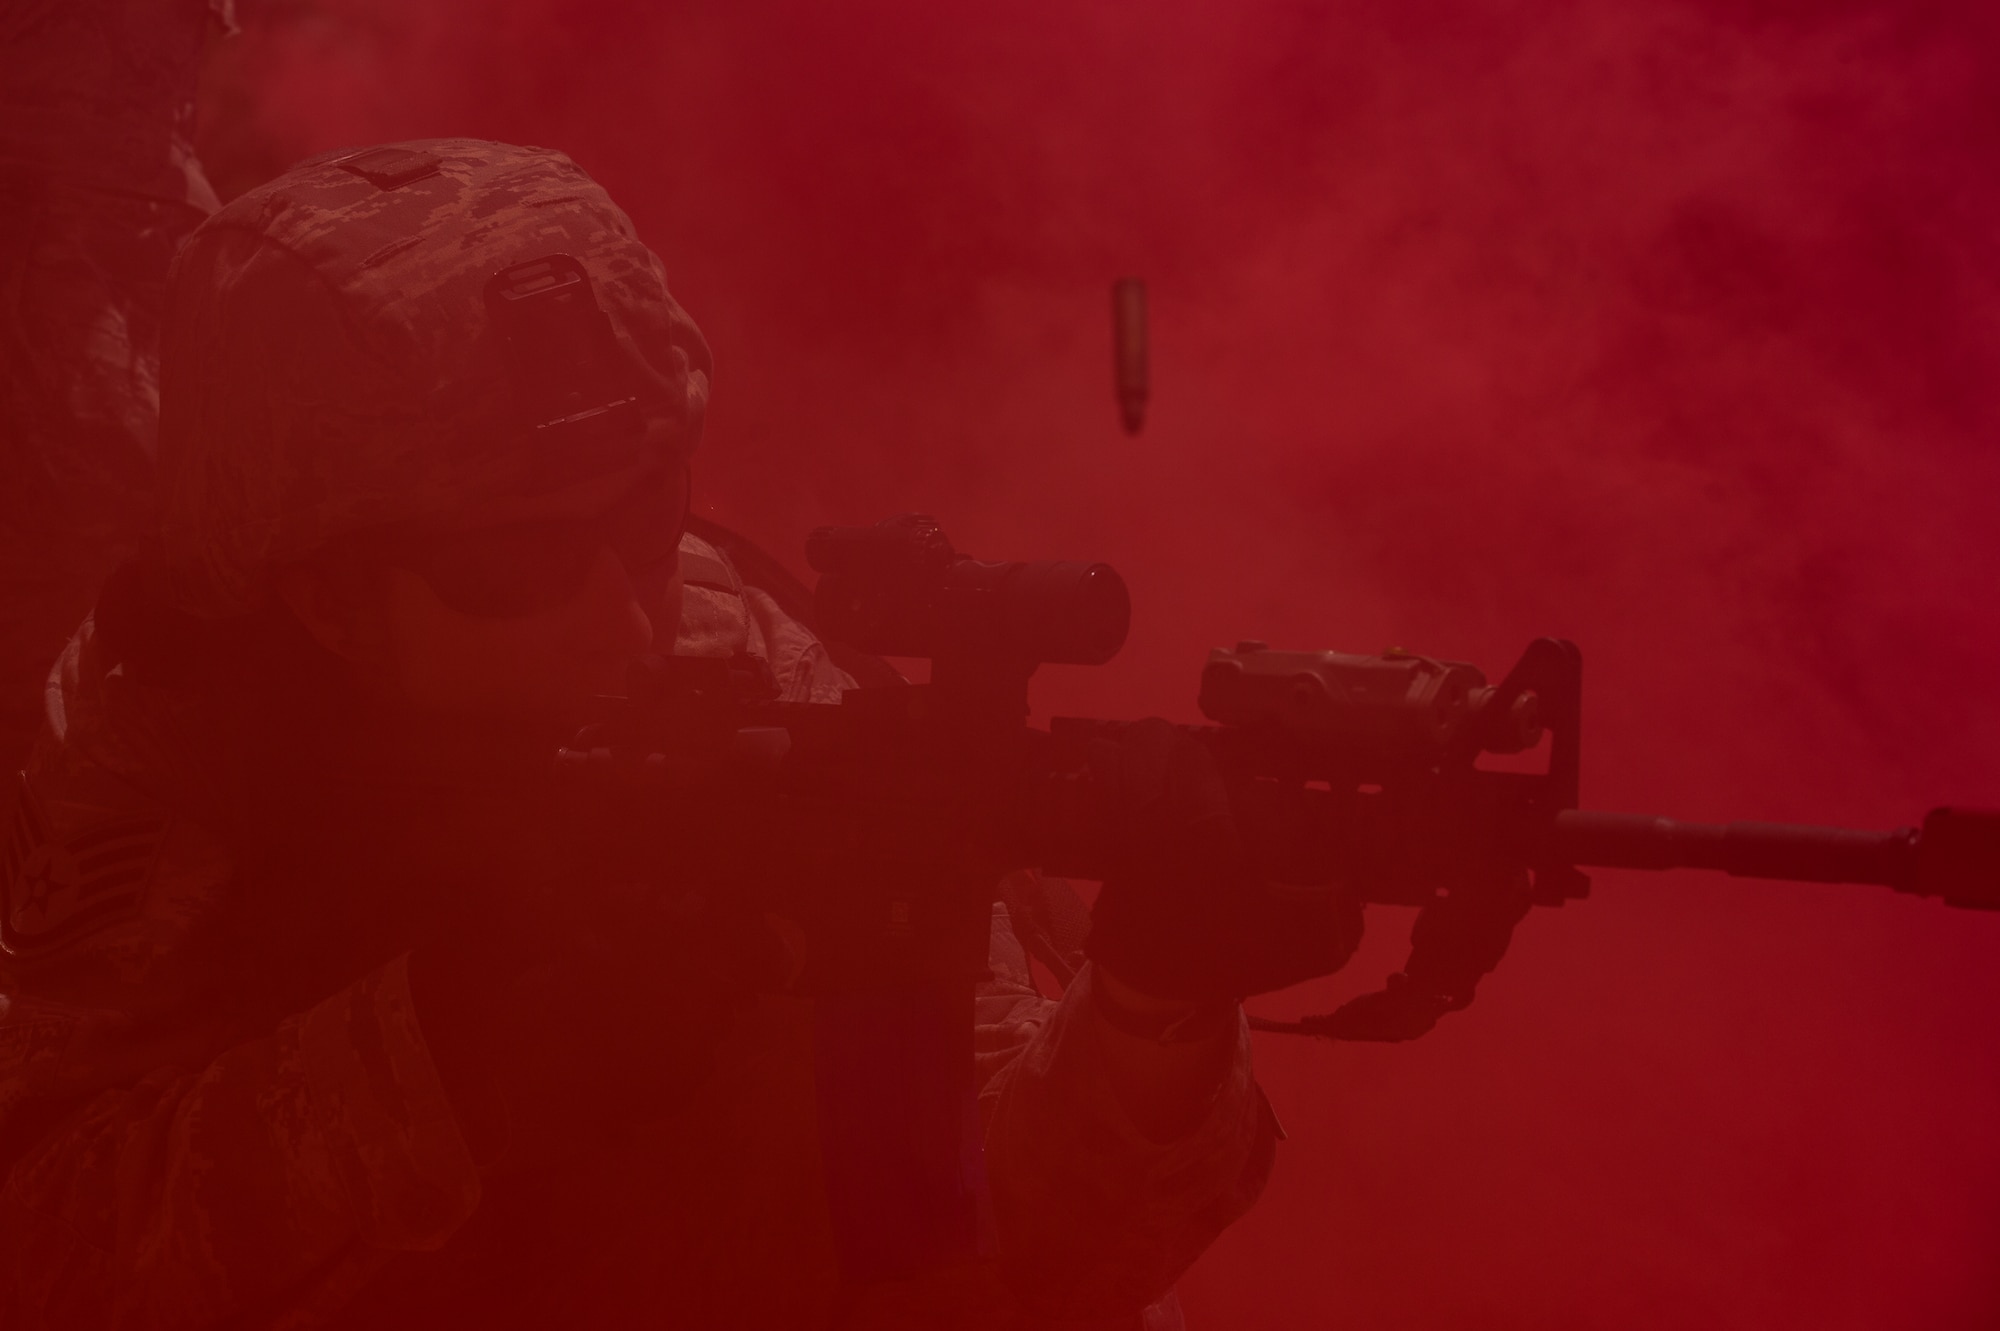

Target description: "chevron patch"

left=1, top=773, right=164, bottom=957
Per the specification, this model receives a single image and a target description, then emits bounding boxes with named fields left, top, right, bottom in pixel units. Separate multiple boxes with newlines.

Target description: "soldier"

left=0, top=139, right=1351, bottom=1328
left=0, top=0, right=236, bottom=777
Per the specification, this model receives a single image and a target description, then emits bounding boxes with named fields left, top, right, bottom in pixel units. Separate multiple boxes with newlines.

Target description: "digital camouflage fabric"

left=156, top=138, right=713, bottom=619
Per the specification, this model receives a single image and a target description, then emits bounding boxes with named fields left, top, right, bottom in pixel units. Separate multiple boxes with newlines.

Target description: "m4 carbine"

left=561, top=514, right=2000, bottom=1043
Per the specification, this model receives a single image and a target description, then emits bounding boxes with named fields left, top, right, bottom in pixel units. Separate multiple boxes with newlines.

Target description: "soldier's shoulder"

left=676, top=529, right=742, bottom=596
left=0, top=749, right=236, bottom=1129
left=4, top=619, right=235, bottom=998
left=3, top=765, right=233, bottom=1001
left=674, top=529, right=754, bottom=662
left=672, top=527, right=862, bottom=703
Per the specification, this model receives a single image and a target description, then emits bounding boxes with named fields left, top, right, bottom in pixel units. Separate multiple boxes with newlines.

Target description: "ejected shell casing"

left=1112, top=277, right=1148, bottom=435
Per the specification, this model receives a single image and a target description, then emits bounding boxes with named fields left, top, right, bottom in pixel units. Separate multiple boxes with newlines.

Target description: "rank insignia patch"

left=2, top=774, right=165, bottom=957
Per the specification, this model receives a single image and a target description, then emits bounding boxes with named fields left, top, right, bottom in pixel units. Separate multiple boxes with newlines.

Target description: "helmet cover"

left=156, top=137, right=712, bottom=618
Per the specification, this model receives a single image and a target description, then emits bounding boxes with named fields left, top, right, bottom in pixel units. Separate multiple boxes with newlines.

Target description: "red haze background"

left=199, top=2, right=2000, bottom=1326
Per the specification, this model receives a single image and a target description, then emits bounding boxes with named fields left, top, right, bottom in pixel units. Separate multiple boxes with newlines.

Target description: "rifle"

left=562, top=512, right=2000, bottom=1043
left=560, top=511, right=1999, bottom=1278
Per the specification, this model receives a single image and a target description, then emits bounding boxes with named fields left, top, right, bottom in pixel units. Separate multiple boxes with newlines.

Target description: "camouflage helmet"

left=156, top=137, right=712, bottom=619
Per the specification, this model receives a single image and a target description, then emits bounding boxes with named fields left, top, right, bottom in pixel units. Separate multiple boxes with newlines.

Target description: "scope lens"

left=1071, top=565, right=1131, bottom=664
left=1002, top=561, right=1129, bottom=665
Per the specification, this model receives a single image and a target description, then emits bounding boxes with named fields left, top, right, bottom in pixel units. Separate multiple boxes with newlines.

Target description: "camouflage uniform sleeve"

left=0, top=954, right=483, bottom=1330
left=975, top=893, right=1277, bottom=1320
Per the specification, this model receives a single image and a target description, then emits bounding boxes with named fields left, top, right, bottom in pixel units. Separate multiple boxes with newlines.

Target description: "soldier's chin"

left=580, top=650, right=645, bottom=699
left=489, top=670, right=627, bottom=726
left=526, top=655, right=643, bottom=726
left=378, top=667, right=618, bottom=730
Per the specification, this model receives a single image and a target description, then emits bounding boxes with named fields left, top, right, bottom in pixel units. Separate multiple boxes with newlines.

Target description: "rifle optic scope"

left=806, top=514, right=1130, bottom=666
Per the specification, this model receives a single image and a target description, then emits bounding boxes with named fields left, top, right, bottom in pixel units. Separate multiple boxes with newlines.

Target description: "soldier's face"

left=376, top=542, right=671, bottom=714
left=283, top=468, right=687, bottom=715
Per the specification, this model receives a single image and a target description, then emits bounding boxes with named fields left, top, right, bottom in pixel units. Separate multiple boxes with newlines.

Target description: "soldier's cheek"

left=555, top=547, right=659, bottom=676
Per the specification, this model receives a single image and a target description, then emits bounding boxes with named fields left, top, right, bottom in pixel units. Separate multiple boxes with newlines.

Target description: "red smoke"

left=203, top=1, right=2000, bottom=1325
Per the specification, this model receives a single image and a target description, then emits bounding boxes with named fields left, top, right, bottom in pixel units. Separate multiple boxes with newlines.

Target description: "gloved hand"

left=1083, top=718, right=1363, bottom=1005
left=409, top=873, right=792, bottom=1166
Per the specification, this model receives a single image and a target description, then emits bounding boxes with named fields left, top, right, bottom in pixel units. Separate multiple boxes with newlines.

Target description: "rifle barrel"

left=1552, top=811, right=1917, bottom=888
